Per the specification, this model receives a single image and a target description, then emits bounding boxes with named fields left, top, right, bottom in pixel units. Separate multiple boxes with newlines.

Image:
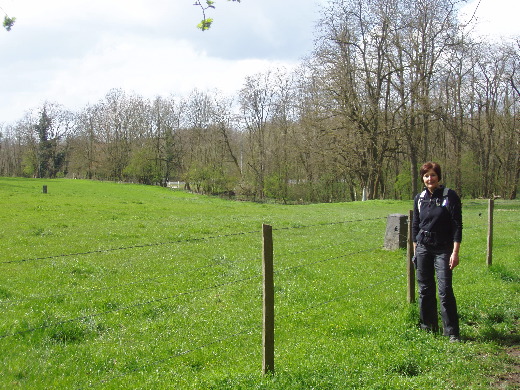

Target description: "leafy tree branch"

left=2, top=1, right=241, bottom=32
left=194, top=0, right=241, bottom=31
left=1, top=6, right=15, bottom=31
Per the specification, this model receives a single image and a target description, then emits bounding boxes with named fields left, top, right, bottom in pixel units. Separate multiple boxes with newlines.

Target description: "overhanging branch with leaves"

left=1, top=6, right=15, bottom=31
left=194, top=0, right=241, bottom=31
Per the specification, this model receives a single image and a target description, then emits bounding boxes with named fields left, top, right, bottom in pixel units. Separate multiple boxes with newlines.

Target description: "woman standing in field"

left=412, top=162, right=462, bottom=342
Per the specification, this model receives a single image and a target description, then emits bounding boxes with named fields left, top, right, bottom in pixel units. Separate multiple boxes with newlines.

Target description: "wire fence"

left=0, top=203, right=517, bottom=388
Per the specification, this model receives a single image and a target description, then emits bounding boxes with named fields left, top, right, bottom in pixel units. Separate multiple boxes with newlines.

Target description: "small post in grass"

left=262, top=224, right=275, bottom=375
left=42, top=185, right=47, bottom=194
left=407, top=210, right=415, bottom=303
left=487, top=199, right=494, bottom=267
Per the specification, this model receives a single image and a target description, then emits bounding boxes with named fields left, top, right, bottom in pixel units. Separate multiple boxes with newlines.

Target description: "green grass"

left=0, top=178, right=518, bottom=389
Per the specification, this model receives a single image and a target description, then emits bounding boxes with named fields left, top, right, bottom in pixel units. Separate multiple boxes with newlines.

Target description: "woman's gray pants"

left=415, top=244, right=460, bottom=337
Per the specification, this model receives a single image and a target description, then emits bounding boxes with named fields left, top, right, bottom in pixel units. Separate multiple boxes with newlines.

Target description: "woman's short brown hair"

left=420, top=162, right=442, bottom=181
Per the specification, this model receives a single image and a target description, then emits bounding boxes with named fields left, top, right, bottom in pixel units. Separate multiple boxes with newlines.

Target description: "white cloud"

left=2, top=0, right=516, bottom=125
left=460, top=0, right=520, bottom=40
left=45, top=35, right=288, bottom=109
left=0, top=0, right=321, bottom=124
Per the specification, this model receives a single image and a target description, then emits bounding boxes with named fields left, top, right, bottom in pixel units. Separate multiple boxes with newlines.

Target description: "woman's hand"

left=449, top=252, right=459, bottom=270
left=450, top=242, right=461, bottom=270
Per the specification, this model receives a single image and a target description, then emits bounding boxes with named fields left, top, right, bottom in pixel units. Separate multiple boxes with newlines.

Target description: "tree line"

left=1, top=0, right=518, bottom=202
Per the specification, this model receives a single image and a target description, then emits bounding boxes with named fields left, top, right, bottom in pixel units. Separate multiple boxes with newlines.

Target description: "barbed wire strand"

left=273, top=216, right=386, bottom=232
left=2, top=232, right=380, bottom=306
left=3, top=233, right=365, bottom=305
left=0, top=229, right=261, bottom=265
left=0, top=243, right=383, bottom=339
left=275, top=236, right=370, bottom=258
left=1, top=216, right=386, bottom=265
left=1, top=223, right=383, bottom=305
left=275, top=247, right=380, bottom=275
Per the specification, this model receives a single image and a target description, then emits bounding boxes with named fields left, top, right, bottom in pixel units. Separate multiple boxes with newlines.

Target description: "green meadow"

left=0, top=177, right=518, bottom=389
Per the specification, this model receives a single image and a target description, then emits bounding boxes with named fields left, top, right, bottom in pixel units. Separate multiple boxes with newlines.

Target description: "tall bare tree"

left=314, top=0, right=401, bottom=199
left=239, top=71, right=277, bottom=198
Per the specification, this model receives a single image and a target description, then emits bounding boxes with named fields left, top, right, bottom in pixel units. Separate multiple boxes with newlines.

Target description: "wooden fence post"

left=407, top=210, right=415, bottom=304
left=487, top=199, right=494, bottom=267
left=262, top=224, right=275, bottom=375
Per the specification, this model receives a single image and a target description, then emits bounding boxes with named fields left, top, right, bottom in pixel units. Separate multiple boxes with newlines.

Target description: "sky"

left=0, top=0, right=519, bottom=125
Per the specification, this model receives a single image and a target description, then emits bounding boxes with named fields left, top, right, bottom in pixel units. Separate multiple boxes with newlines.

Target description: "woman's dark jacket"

left=412, top=185, right=462, bottom=247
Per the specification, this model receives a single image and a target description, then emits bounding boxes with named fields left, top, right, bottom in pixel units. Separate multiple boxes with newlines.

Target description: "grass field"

left=0, top=177, right=518, bottom=389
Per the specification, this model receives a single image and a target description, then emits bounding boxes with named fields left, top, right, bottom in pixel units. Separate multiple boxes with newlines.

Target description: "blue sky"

left=0, top=0, right=518, bottom=125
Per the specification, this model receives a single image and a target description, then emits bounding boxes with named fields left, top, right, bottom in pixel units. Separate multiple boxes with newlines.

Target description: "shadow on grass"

left=489, top=264, right=520, bottom=284
left=460, top=313, right=519, bottom=346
